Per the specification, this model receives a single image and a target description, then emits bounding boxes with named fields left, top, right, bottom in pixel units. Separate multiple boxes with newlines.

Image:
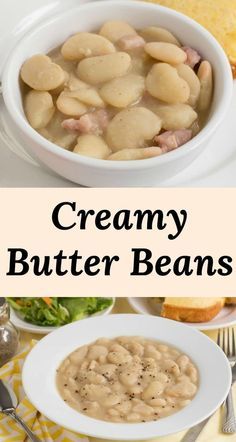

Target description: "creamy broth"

left=57, top=336, right=198, bottom=423
left=20, top=21, right=213, bottom=162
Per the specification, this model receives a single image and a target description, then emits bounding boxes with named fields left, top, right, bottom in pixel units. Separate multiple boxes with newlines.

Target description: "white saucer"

left=128, top=297, right=236, bottom=330
left=1, top=0, right=236, bottom=187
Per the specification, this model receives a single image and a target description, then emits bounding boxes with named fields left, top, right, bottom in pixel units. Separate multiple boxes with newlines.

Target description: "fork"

left=217, top=328, right=236, bottom=433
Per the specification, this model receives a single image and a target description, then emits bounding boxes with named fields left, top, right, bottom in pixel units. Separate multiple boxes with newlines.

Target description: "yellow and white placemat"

left=0, top=341, right=89, bottom=442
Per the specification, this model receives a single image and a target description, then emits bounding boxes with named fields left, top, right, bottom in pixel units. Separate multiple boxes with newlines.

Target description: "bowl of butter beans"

left=2, top=1, right=233, bottom=186
left=22, top=314, right=232, bottom=439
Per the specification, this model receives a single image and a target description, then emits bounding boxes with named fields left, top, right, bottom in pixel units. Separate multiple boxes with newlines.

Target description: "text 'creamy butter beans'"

left=57, top=336, right=198, bottom=423
left=20, top=21, right=214, bottom=161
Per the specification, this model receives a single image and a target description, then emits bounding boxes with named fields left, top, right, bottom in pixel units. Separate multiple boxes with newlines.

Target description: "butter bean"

left=50, top=52, right=75, bottom=73
left=152, top=103, right=197, bottom=130
left=89, top=360, right=98, bottom=370
left=145, top=42, right=187, bottom=64
left=70, top=346, right=88, bottom=364
left=99, top=21, right=136, bottom=43
left=109, top=344, right=129, bottom=354
left=180, top=399, right=191, bottom=407
left=115, top=401, right=132, bottom=414
left=65, top=77, right=105, bottom=107
left=86, top=371, right=106, bottom=385
left=110, top=146, right=163, bottom=161
left=66, top=73, right=89, bottom=92
left=51, top=71, right=69, bottom=95
left=74, top=134, right=111, bottom=159
left=72, top=88, right=105, bottom=107
left=100, top=74, right=145, bottom=107
left=142, top=381, right=165, bottom=400
left=128, top=385, right=143, bottom=395
left=25, top=90, right=55, bottom=129
left=103, top=394, right=121, bottom=407
left=162, top=359, right=180, bottom=376
left=97, top=364, right=117, bottom=377
left=155, top=373, right=169, bottom=383
left=107, top=351, right=132, bottom=365
left=56, top=90, right=87, bottom=116
left=126, top=413, right=141, bottom=422
left=61, top=32, right=115, bottom=60
left=106, top=107, right=161, bottom=151
left=176, top=355, right=190, bottom=372
left=132, top=403, right=154, bottom=416
left=148, top=398, right=167, bottom=407
left=156, top=344, right=169, bottom=352
left=186, top=364, right=198, bottom=383
left=64, top=365, right=78, bottom=378
left=21, top=54, right=65, bottom=91
left=144, top=344, right=162, bottom=360
left=108, top=146, right=162, bottom=161
left=77, top=52, right=131, bottom=85
left=120, top=370, right=139, bottom=386
left=140, top=26, right=181, bottom=46
left=197, top=60, right=213, bottom=111
left=177, top=64, right=200, bottom=106
left=123, top=342, right=144, bottom=356
left=146, top=63, right=190, bottom=103
left=96, top=338, right=111, bottom=346
left=87, top=345, right=108, bottom=361
left=166, top=381, right=197, bottom=398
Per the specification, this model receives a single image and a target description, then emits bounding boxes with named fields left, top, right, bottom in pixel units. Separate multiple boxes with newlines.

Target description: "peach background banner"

left=0, top=188, right=235, bottom=296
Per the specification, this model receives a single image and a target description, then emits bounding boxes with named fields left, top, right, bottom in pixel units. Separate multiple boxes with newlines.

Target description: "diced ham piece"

left=117, top=34, right=145, bottom=50
left=154, top=129, right=192, bottom=153
left=61, top=119, right=81, bottom=132
left=62, top=109, right=109, bottom=135
left=182, top=46, right=201, bottom=68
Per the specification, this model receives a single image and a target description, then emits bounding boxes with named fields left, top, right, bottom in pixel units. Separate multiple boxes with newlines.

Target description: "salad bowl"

left=9, top=297, right=115, bottom=334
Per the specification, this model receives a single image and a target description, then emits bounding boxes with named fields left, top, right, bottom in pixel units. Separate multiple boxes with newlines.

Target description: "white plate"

left=10, top=298, right=115, bottom=334
left=128, top=298, right=236, bottom=330
left=22, top=314, right=231, bottom=440
left=0, top=0, right=236, bottom=187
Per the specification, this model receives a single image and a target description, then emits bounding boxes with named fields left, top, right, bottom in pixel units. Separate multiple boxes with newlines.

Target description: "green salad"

left=8, top=297, right=113, bottom=327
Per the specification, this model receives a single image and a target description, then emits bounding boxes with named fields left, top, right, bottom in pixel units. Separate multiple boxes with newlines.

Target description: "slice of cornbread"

left=161, top=297, right=225, bottom=322
left=226, top=298, right=236, bottom=304
left=145, top=0, right=236, bottom=76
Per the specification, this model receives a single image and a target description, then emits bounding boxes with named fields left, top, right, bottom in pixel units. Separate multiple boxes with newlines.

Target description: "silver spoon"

left=0, top=379, right=41, bottom=442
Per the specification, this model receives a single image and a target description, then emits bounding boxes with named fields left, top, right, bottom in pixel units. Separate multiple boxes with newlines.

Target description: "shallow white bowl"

left=22, top=314, right=231, bottom=440
left=2, top=0, right=233, bottom=187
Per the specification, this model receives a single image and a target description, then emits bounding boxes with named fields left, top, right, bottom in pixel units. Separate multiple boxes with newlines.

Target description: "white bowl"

left=2, top=1, right=233, bottom=187
left=22, top=314, right=231, bottom=440
left=10, top=297, right=115, bottom=334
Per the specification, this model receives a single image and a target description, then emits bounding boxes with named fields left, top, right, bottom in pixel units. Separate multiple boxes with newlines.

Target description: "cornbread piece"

left=161, top=297, right=225, bottom=322
left=225, top=298, right=236, bottom=304
left=145, top=0, right=236, bottom=76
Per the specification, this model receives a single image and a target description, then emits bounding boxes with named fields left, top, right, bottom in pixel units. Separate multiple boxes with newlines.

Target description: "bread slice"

left=145, top=0, right=236, bottom=76
left=161, top=297, right=225, bottom=322
left=225, top=298, right=236, bottom=304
